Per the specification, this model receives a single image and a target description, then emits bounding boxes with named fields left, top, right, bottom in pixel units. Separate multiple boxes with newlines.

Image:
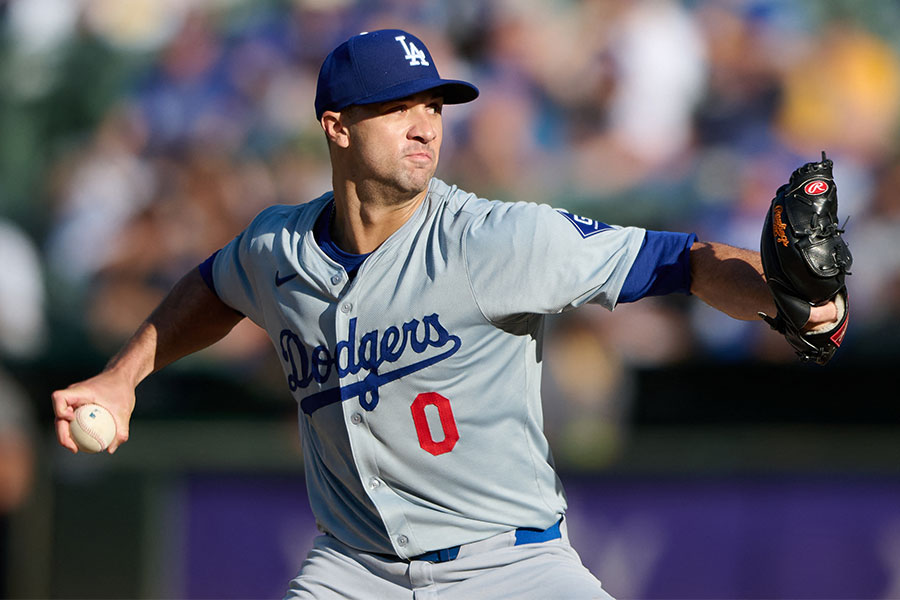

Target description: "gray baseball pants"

left=283, top=518, right=614, bottom=599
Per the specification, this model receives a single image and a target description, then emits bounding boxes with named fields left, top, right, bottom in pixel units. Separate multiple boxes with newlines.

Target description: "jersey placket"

left=331, top=271, right=422, bottom=559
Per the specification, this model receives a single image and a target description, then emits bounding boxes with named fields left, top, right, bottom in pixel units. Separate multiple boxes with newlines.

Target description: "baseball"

left=70, top=404, right=117, bottom=453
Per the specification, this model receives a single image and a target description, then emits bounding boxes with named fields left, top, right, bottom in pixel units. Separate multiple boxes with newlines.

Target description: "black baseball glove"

left=759, top=152, right=852, bottom=365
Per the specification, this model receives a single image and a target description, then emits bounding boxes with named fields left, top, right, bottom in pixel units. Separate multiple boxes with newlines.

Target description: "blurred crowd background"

left=5, top=0, right=900, bottom=367
left=1, top=0, right=899, bottom=597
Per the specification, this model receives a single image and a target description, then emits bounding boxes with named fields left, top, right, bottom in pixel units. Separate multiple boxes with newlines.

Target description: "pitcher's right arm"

left=51, top=267, right=244, bottom=453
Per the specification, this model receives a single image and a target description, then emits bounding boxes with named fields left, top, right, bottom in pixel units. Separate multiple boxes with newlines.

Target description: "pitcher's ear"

left=321, top=110, right=351, bottom=148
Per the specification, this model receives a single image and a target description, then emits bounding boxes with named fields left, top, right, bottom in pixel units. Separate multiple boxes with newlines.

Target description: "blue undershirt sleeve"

left=197, top=249, right=221, bottom=295
left=617, top=231, right=698, bottom=303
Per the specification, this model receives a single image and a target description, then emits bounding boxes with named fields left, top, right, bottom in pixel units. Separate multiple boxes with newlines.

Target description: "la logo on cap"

left=395, top=35, right=429, bottom=66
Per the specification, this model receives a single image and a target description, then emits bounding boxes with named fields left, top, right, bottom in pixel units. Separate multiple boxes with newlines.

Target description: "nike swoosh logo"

left=275, top=271, right=298, bottom=287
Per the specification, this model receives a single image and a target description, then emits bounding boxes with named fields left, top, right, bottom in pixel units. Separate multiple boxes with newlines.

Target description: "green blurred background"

left=1, top=0, right=899, bottom=597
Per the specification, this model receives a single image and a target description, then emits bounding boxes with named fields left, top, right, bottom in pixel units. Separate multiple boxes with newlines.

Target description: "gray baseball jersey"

left=208, top=177, right=646, bottom=559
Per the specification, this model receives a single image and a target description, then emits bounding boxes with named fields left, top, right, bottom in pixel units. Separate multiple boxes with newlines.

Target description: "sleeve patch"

left=555, top=209, right=612, bottom=238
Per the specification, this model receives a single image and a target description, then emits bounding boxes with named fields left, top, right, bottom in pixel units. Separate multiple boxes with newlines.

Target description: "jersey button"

left=397, top=535, right=409, bottom=547
left=369, top=477, right=381, bottom=490
left=331, top=274, right=342, bottom=285
left=350, top=413, right=362, bottom=425
left=340, top=302, right=352, bottom=313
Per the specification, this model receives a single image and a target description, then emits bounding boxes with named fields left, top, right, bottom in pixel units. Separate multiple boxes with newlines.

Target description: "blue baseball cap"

left=314, top=29, right=479, bottom=119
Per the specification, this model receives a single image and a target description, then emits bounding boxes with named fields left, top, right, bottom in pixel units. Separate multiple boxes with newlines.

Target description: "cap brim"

left=355, top=78, right=479, bottom=108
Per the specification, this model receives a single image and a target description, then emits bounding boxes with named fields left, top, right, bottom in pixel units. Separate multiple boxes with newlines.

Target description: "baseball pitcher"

left=52, top=30, right=848, bottom=599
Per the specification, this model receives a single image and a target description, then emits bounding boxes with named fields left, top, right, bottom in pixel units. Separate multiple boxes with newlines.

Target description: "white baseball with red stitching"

left=70, top=404, right=117, bottom=453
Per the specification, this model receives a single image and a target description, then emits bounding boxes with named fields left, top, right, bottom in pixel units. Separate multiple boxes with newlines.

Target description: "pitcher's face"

left=340, top=91, right=444, bottom=199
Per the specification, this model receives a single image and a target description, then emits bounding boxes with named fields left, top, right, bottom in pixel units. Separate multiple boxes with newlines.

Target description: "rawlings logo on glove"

left=759, top=152, right=852, bottom=365
left=772, top=206, right=790, bottom=247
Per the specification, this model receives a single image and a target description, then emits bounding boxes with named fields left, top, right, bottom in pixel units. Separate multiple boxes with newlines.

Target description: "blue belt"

left=411, top=518, right=563, bottom=563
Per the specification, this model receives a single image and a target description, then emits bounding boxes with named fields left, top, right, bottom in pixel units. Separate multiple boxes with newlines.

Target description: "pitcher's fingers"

left=51, top=389, right=78, bottom=420
left=108, top=428, right=129, bottom=455
left=56, top=419, right=79, bottom=453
